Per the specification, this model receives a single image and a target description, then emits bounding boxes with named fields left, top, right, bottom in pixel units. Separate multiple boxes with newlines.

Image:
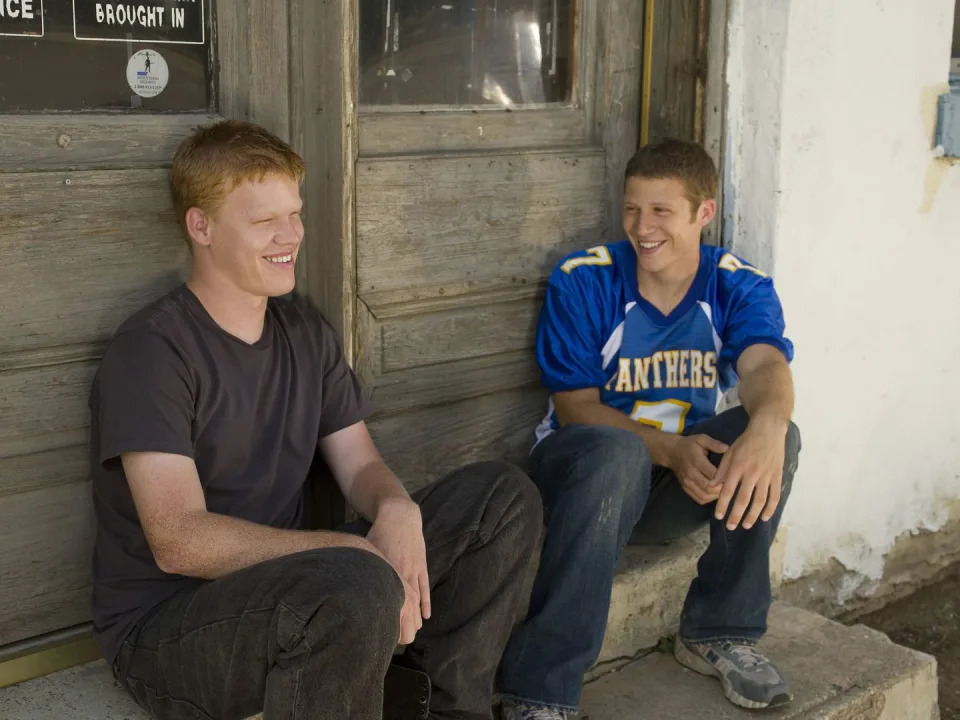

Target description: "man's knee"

left=461, top=460, right=541, bottom=515
left=478, top=460, right=544, bottom=542
left=545, top=424, right=652, bottom=504
left=694, top=405, right=750, bottom=447
left=274, top=548, right=403, bottom=654
left=424, top=460, right=542, bottom=543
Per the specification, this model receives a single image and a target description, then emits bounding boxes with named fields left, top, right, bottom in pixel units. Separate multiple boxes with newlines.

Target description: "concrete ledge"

left=0, top=662, right=146, bottom=720
left=597, top=532, right=708, bottom=665
left=0, top=661, right=263, bottom=720
left=1, top=603, right=935, bottom=720
left=582, top=602, right=939, bottom=719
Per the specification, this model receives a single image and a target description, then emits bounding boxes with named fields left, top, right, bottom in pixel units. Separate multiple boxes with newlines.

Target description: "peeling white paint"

left=724, top=0, right=960, bottom=592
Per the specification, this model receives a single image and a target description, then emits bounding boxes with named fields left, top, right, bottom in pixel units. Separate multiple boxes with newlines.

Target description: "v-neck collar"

left=180, top=285, right=275, bottom=350
left=619, top=243, right=709, bottom=326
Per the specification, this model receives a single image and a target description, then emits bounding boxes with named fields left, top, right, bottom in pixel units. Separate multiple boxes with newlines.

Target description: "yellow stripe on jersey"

left=561, top=246, right=613, bottom=274
left=718, top=252, right=768, bottom=277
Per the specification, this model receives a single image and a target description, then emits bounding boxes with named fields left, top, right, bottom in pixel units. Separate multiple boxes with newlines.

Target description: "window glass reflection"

left=360, top=0, right=575, bottom=107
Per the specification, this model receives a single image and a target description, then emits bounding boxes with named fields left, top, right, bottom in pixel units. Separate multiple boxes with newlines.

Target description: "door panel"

left=0, top=171, right=189, bottom=358
left=0, top=164, right=188, bottom=646
left=356, top=149, right=607, bottom=303
left=352, top=0, right=642, bottom=486
left=368, top=387, right=548, bottom=491
left=0, top=483, right=96, bottom=645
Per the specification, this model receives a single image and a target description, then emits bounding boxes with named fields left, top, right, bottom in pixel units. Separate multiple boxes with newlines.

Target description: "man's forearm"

left=737, top=358, right=794, bottom=428
left=344, top=460, right=413, bottom=523
left=153, top=511, right=378, bottom=580
left=556, top=400, right=678, bottom=467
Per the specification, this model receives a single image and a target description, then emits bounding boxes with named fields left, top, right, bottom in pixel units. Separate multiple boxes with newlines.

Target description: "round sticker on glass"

left=126, top=49, right=169, bottom=98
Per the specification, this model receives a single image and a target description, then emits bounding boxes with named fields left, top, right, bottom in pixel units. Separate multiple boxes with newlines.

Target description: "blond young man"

left=499, top=140, right=800, bottom=719
left=90, top=120, right=541, bottom=720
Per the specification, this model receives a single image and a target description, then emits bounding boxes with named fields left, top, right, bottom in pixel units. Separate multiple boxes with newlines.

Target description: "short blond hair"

left=624, top=139, right=717, bottom=218
left=170, top=120, right=305, bottom=239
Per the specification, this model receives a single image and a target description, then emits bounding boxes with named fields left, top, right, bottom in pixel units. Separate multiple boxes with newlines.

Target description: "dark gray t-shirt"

left=89, top=285, right=372, bottom=663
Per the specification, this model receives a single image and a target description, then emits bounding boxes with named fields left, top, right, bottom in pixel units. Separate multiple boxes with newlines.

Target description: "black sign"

left=73, top=0, right=204, bottom=44
left=0, top=0, right=44, bottom=37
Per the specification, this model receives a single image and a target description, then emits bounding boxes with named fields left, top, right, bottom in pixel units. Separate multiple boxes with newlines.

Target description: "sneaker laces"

left=516, top=705, right=567, bottom=720
left=725, top=642, right=765, bottom=671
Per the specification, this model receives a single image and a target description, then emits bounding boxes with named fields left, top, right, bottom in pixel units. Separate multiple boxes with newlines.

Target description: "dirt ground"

left=855, top=564, right=960, bottom=720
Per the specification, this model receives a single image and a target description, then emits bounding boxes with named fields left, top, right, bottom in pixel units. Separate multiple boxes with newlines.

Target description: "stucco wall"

left=725, top=0, right=960, bottom=601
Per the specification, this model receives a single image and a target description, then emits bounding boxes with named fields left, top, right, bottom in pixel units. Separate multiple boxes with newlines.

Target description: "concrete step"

left=0, top=661, right=146, bottom=720
left=1, top=603, right=938, bottom=719
left=0, top=602, right=936, bottom=719
left=597, top=531, right=708, bottom=667
left=582, top=602, right=939, bottom=719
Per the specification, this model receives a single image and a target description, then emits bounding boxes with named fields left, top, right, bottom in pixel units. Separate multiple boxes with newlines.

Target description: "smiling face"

left=622, top=175, right=716, bottom=277
left=187, top=174, right=304, bottom=299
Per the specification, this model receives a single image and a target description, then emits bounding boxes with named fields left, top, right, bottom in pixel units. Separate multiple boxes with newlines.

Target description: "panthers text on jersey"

left=534, top=240, right=793, bottom=445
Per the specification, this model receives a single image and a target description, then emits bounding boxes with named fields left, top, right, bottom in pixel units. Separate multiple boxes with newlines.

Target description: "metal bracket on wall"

left=935, top=75, right=960, bottom=158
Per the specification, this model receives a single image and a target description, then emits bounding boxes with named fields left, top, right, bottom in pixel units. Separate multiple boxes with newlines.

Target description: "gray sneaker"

left=674, top=638, right=793, bottom=709
left=500, top=700, right=569, bottom=720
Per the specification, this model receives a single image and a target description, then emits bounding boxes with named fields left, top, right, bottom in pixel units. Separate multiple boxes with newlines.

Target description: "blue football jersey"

left=534, top=240, right=793, bottom=445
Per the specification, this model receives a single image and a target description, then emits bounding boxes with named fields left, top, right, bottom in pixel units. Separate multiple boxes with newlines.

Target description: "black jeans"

left=499, top=406, right=801, bottom=712
left=113, top=461, right=542, bottom=720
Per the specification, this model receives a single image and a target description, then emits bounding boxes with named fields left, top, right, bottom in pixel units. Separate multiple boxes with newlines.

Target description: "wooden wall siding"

left=701, top=0, right=729, bottom=247
left=370, top=351, right=539, bottom=420
left=0, top=362, right=96, bottom=460
left=0, top=171, right=190, bottom=360
left=355, top=289, right=541, bottom=418
left=0, top=446, right=87, bottom=500
left=368, top=387, right=548, bottom=492
left=289, top=0, right=358, bottom=347
left=0, top=168, right=186, bottom=647
left=355, top=149, right=607, bottom=305
left=359, top=109, right=588, bottom=157
left=647, top=0, right=706, bottom=145
left=0, top=116, right=220, bottom=173
left=0, top=483, right=95, bottom=645
left=379, top=295, right=539, bottom=373
left=217, top=0, right=291, bottom=140
left=595, top=0, right=645, bottom=239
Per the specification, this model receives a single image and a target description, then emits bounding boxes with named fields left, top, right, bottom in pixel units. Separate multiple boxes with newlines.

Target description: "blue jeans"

left=498, top=406, right=801, bottom=713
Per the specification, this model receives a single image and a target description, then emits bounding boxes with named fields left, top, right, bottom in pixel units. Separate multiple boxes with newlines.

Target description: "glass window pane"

left=360, top=0, right=576, bottom=107
left=0, top=0, right=212, bottom=112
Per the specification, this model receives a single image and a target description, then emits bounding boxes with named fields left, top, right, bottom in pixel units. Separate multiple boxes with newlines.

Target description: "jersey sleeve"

left=717, top=257, right=794, bottom=368
left=314, top=313, right=375, bottom=438
left=536, top=269, right=609, bottom=392
left=92, top=330, right=195, bottom=468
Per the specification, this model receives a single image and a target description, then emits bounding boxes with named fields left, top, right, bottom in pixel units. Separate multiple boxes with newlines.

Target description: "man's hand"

left=666, top=434, right=730, bottom=504
left=712, top=417, right=788, bottom=531
left=365, top=498, right=430, bottom=645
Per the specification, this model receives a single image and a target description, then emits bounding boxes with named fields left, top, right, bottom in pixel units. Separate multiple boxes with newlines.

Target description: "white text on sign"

left=94, top=3, right=188, bottom=28
left=0, top=0, right=35, bottom=19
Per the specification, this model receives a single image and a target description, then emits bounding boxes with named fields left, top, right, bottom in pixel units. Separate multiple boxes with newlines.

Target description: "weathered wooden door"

left=308, top=0, right=646, bottom=490
left=0, top=0, right=292, bottom=675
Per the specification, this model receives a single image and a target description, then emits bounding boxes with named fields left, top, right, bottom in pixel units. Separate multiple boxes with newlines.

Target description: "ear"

left=697, top=198, right=717, bottom=227
left=185, top=207, right=213, bottom=248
